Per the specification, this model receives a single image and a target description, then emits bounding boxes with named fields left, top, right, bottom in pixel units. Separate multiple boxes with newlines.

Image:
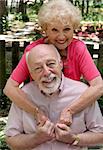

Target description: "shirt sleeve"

left=77, top=42, right=100, bottom=81
left=85, top=102, right=103, bottom=133
left=5, top=103, right=23, bottom=137
left=10, top=53, right=29, bottom=84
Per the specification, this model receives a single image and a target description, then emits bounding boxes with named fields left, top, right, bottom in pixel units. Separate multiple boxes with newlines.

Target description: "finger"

left=59, top=109, right=72, bottom=125
left=49, top=124, right=55, bottom=137
left=37, top=120, right=51, bottom=132
left=43, top=120, right=53, bottom=130
left=59, top=117, right=72, bottom=126
left=37, top=119, right=46, bottom=127
left=44, top=120, right=52, bottom=127
left=45, top=121, right=55, bottom=135
left=56, top=123, right=70, bottom=131
left=36, top=109, right=48, bottom=124
left=55, top=125, right=62, bottom=140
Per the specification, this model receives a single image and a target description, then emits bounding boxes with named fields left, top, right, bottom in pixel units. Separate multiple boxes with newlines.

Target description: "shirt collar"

left=59, top=73, right=65, bottom=92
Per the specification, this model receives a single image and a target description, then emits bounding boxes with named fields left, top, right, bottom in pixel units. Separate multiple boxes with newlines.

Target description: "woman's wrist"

left=67, top=107, right=74, bottom=115
left=33, top=107, right=39, bottom=118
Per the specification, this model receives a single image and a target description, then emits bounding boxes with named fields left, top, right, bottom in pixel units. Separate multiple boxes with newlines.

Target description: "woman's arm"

left=59, top=76, right=103, bottom=125
left=69, top=76, right=103, bottom=114
left=3, top=78, right=48, bottom=125
left=60, top=41, right=103, bottom=125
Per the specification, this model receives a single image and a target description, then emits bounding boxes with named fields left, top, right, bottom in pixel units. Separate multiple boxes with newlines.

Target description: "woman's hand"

left=59, top=108, right=72, bottom=126
left=35, top=109, right=49, bottom=127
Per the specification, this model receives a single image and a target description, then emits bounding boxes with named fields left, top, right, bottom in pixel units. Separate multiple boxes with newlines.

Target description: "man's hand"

left=55, top=123, right=75, bottom=144
left=35, top=120, right=55, bottom=145
left=35, top=109, right=49, bottom=127
left=59, top=108, right=72, bottom=126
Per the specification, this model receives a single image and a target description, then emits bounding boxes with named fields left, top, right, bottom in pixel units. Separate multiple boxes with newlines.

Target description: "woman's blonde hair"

left=38, top=0, right=82, bottom=30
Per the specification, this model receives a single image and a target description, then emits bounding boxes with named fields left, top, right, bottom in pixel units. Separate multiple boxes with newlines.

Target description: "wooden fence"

left=0, top=40, right=103, bottom=96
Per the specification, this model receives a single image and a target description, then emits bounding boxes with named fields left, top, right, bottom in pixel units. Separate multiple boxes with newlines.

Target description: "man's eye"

left=34, top=67, right=42, bottom=73
left=48, top=63, right=56, bottom=68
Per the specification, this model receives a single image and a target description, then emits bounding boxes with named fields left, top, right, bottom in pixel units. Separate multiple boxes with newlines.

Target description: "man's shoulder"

left=64, top=76, right=88, bottom=91
left=22, top=81, right=36, bottom=92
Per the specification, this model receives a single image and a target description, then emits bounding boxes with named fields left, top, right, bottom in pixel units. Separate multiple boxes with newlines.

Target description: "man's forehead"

left=32, top=58, right=57, bottom=65
left=30, top=49, right=57, bottom=61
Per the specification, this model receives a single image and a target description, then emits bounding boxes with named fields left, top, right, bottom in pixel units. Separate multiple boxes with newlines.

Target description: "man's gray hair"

left=26, top=44, right=61, bottom=71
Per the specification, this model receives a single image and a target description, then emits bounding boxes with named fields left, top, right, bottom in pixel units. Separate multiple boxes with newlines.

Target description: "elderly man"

left=5, top=44, right=103, bottom=150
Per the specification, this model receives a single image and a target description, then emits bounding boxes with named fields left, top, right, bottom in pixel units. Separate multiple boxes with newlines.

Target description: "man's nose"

left=43, top=65, right=51, bottom=76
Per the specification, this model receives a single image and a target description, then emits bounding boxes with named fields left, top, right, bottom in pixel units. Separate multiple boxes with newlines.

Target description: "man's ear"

left=60, top=60, right=63, bottom=70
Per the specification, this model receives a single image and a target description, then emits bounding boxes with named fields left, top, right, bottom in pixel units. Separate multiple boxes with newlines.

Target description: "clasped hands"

left=35, top=108, right=74, bottom=145
left=35, top=120, right=75, bottom=145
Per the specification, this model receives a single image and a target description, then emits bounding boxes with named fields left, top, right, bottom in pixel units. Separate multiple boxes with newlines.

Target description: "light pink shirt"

left=5, top=75, right=103, bottom=150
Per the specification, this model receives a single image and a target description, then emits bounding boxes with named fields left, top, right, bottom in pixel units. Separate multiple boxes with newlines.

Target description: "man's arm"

left=77, top=131, right=103, bottom=146
left=55, top=124, right=103, bottom=146
left=6, top=120, right=55, bottom=150
left=60, top=76, right=103, bottom=125
left=3, top=78, right=48, bottom=125
left=56, top=100, right=103, bottom=146
left=6, top=134, right=37, bottom=150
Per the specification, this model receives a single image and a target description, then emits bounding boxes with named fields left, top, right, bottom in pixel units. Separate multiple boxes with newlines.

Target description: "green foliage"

left=98, top=97, right=103, bottom=115
left=0, top=94, right=11, bottom=149
left=27, top=2, right=43, bottom=22
left=14, top=12, right=29, bottom=22
left=0, top=120, right=10, bottom=150
left=1, top=15, right=9, bottom=32
left=28, top=1, right=43, bottom=15
left=83, top=13, right=103, bottom=22
left=99, top=97, right=103, bottom=106
left=93, top=3, right=103, bottom=8
left=30, top=33, right=43, bottom=41
left=0, top=94, right=11, bottom=117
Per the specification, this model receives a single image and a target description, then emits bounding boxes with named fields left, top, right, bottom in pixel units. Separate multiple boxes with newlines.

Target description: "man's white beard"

left=38, top=73, right=61, bottom=95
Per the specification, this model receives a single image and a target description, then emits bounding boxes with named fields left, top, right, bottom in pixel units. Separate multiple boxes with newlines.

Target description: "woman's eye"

left=64, top=28, right=71, bottom=31
left=52, top=28, right=58, bottom=32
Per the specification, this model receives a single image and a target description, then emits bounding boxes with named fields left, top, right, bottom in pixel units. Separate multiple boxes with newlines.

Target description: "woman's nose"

left=57, top=32, right=66, bottom=40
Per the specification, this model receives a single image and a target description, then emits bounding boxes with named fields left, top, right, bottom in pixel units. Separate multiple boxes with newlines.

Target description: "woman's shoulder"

left=71, top=38, right=86, bottom=47
left=24, top=37, right=45, bottom=52
left=69, top=38, right=87, bottom=55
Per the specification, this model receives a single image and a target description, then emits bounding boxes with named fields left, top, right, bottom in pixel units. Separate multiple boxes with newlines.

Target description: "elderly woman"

left=4, top=0, right=103, bottom=126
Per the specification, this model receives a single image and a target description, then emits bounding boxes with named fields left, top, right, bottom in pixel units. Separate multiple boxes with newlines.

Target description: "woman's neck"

left=57, top=48, right=68, bottom=60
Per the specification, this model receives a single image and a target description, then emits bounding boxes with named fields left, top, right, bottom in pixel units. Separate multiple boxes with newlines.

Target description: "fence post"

left=86, top=44, right=94, bottom=57
left=12, top=41, right=19, bottom=70
left=0, top=40, right=6, bottom=96
left=24, top=41, right=30, bottom=50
